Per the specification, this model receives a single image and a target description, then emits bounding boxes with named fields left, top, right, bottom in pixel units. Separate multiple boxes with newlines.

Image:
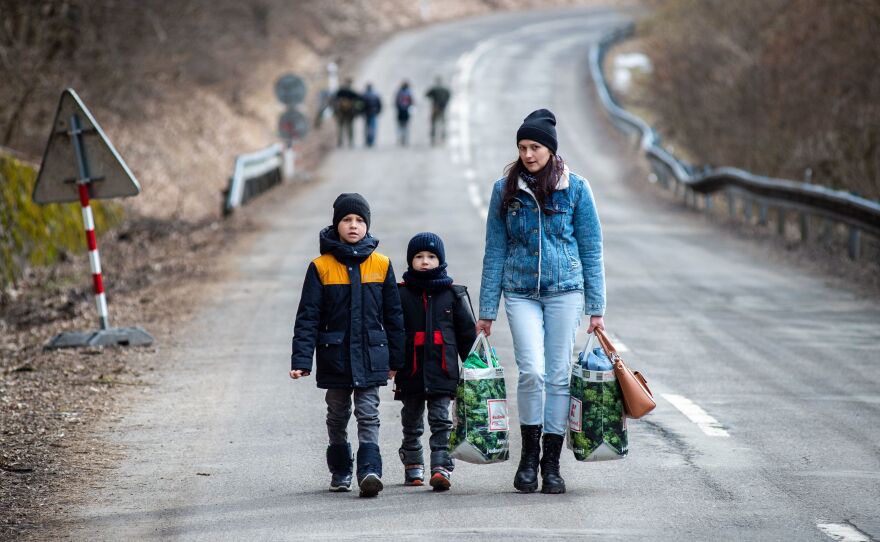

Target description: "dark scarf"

left=402, top=263, right=453, bottom=291
left=318, top=226, right=378, bottom=264
left=520, top=169, right=538, bottom=190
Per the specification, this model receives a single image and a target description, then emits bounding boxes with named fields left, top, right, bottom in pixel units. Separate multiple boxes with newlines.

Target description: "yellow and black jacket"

left=291, top=228, right=404, bottom=389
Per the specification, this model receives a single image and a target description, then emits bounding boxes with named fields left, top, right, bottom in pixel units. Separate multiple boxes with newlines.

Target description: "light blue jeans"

left=504, top=291, right=583, bottom=435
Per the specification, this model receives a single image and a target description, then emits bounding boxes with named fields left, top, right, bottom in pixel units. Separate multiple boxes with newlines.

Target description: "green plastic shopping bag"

left=448, top=332, right=510, bottom=464
left=567, top=333, right=628, bottom=461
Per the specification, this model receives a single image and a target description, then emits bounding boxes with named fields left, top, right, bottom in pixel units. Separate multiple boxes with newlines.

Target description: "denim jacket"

left=479, top=166, right=606, bottom=319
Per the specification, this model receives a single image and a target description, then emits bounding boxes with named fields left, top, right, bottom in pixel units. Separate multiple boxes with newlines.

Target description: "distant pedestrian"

left=395, top=81, right=414, bottom=146
left=425, top=76, right=451, bottom=145
left=394, top=232, right=477, bottom=491
left=290, top=193, right=405, bottom=497
left=477, top=109, right=606, bottom=495
left=361, top=83, right=383, bottom=147
left=333, top=78, right=362, bottom=148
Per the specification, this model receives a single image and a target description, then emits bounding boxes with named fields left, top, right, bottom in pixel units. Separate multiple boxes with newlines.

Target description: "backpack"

left=396, top=90, right=413, bottom=110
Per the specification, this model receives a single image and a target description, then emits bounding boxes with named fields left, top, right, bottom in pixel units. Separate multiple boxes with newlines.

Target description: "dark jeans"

left=364, top=115, right=378, bottom=147
left=326, top=387, right=380, bottom=446
left=399, top=395, right=454, bottom=470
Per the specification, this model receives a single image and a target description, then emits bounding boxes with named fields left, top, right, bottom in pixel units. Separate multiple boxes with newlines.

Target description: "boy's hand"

left=289, top=370, right=310, bottom=379
left=388, top=370, right=396, bottom=380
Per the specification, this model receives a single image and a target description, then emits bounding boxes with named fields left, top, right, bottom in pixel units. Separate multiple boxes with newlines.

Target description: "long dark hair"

left=500, top=154, right=565, bottom=216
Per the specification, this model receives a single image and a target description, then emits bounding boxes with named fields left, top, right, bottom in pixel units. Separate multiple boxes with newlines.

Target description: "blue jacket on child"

left=291, top=227, right=405, bottom=389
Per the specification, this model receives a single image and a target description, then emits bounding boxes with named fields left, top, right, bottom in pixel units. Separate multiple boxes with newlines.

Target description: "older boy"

left=290, top=193, right=404, bottom=497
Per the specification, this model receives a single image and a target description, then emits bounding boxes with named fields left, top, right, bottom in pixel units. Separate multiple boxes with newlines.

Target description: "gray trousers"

left=399, top=396, right=454, bottom=469
left=325, top=387, right=380, bottom=445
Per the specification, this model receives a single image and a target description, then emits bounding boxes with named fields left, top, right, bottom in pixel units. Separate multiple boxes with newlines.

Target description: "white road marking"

left=817, top=523, right=873, bottom=542
left=467, top=183, right=483, bottom=209
left=662, top=393, right=730, bottom=437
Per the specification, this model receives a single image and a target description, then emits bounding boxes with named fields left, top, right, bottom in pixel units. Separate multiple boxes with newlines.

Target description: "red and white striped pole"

left=70, top=113, right=109, bottom=330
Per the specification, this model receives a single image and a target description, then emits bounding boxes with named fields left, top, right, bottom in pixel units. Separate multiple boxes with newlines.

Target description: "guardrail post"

left=800, top=212, right=810, bottom=241
left=705, top=195, right=713, bottom=211
left=743, top=198, right=753, bottom=223
left=727, top=191, right=735, bottom=219
left=758, top=204, right=768, bottom=225
left=848, top=227, right=861, bottom=260
left=777, top=208, right=786, bottom=236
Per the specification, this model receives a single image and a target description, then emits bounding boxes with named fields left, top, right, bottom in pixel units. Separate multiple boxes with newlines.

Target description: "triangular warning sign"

left=33, top=88, right=141, bottom=204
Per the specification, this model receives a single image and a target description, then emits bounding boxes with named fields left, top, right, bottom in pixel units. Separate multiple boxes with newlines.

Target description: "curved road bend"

left=67, top=6, right=879, bottom=541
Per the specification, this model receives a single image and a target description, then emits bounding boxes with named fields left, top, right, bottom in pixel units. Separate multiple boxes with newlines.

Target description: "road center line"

left=661, top=393, right=730, bottom=437
left=817, top=523, right=873, bottom=542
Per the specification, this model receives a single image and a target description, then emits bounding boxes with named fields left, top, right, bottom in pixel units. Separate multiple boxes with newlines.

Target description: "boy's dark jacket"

left=394, top=280, right=477, bottom=399
left=291, top=227, right=405, bottom=389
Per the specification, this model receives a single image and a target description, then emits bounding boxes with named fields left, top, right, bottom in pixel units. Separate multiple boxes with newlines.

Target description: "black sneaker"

left=429, top=467, right=451, bottom=491
left=358, top=473, right=383, bottom=498
left=329, top=472, right=352, bottom=492
left=404, top=464, right=425, bottom=486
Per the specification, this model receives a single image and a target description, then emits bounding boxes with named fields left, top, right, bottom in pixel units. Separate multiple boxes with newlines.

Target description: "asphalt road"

left=66, top=6, right=880, bottom=541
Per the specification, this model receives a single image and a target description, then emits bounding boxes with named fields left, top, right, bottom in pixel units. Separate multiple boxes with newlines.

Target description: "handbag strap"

left=593, top=328, right=620, bottom=361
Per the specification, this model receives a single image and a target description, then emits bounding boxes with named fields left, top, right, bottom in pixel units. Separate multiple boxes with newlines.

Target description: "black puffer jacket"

left=291, top=228, right=405, bottom=389
left=394, top=283, right=477, bottom=399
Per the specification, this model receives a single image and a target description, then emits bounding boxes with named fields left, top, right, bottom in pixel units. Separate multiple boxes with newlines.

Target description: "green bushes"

left=0, top=154, right=122, bottom=288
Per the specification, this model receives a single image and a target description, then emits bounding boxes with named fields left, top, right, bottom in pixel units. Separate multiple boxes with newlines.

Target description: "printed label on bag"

left=487, top=399, right=509, bottom=432
left=569, top=397, right=582, bottom=432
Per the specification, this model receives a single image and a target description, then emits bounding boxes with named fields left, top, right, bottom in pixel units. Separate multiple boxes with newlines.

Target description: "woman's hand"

left=587, top=315, right=605, bottom=334
left=289, top=369, right=310, bottom=379
left=388, top=370, right=396, bottom=380
left=476, top=319, right=494, bottom=337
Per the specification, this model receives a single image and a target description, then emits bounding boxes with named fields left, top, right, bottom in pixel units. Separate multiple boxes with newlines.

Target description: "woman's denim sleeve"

left=479, top=181, right=507, bottom=320
left=572, top=179, right=606, bottom=316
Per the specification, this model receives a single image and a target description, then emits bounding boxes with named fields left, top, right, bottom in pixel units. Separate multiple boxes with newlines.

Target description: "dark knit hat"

left=407, top=232, right=445, bottom=265
left=332, top=193, right=370, bottom=230
left=516, top=108, right=558, bottom=153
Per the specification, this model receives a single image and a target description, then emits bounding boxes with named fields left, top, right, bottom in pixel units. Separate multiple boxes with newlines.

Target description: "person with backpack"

left=425, top=77, right=451, bottom=145
left=395, top=81, right=414, bottom=146
left=333, top=78, right=362, bottom=148
left=393, top=232, right=477, bottom=491
left=361, top=83, right=383, bottom=148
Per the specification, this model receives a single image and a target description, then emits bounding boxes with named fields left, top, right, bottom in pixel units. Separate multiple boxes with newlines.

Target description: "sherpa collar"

left=518, top=164, right=571, bottom=196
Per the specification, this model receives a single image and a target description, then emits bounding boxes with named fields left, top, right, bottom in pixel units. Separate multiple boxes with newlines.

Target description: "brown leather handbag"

left=594, top=328, right=655, bottom=419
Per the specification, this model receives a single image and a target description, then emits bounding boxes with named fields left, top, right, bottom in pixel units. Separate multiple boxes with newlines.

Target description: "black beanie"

left=516, top=108, right=558, bottom=153
left=407, top=232, right=445, bottom=266
left=332, top=193, right=370, bottom=231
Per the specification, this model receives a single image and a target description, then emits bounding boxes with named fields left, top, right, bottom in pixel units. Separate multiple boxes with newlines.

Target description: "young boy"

left=394, top=232, right=477, bottom=491
left=290, top=193, right=404, bottom=498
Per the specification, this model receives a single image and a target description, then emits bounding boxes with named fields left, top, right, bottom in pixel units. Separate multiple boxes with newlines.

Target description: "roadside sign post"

left=274, top=74, right=310, bottom=180
left=33, top=88, right=154, bottom=349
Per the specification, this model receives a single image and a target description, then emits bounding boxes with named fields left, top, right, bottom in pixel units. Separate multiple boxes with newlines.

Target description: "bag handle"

left=578, top=332, right=597, bottom=359
left=465, top=331, right=494, bottom=368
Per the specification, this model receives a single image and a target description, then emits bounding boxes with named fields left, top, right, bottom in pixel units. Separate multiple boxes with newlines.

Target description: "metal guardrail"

left=223, top=143, right=284, bottom=215
left=591, top=24, right=880, bottom=259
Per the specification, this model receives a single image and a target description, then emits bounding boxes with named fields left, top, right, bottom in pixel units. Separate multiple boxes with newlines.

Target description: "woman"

left=477, top=109, right=606, bottom=494
left=394, top=81, right=414, bottom=146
